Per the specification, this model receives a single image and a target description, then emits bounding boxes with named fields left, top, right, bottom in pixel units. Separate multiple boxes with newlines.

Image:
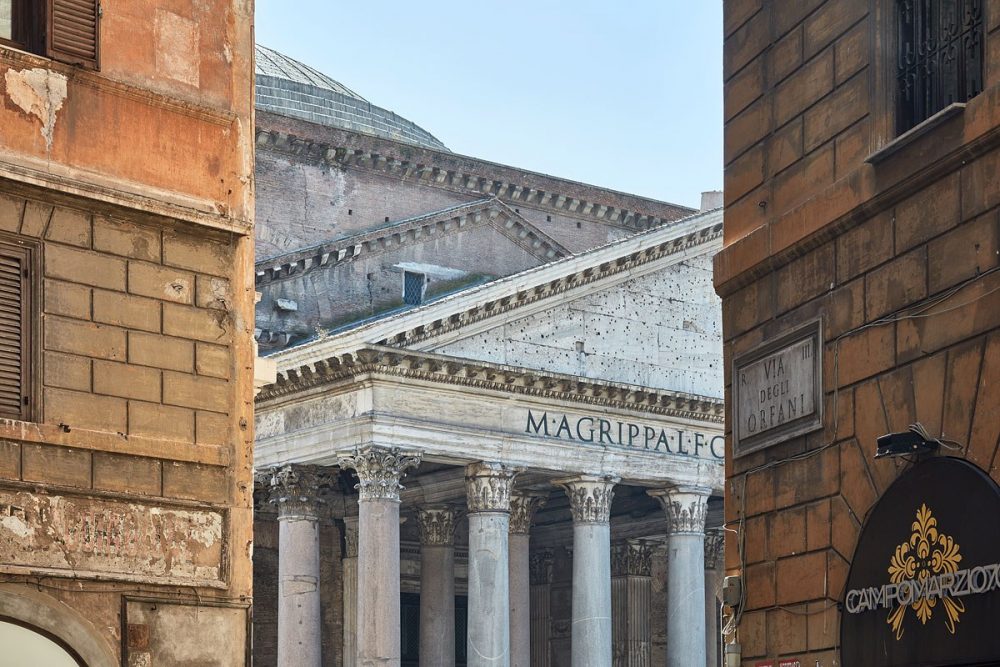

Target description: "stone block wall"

left=718, top=1, right=1000, bottom=664
left=0, top=186, right=252, bottom=663
left=0, top=190, right=237, bottom=498
left=433, top=251, right=723, bottom=397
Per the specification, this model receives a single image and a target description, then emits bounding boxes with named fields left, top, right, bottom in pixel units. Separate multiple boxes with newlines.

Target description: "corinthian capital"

left=555, top=475, right=619, bottom=524
left=648, top=485, right=711, bottom=535
left=417, top=506, right=459, bottom=546
left=704, top=529, right=725, bottom=569
left=509, top=492, right=548, bottom=534
left=343, top=514, right=359, bottom=558
left=465, top=462, right=522, bottom=513
left=529, top=548, right=554, bottom=585
left=337, top=446, right=421, bottom=502
left=611, top=540, right=655, bottom=577
left=265, top=464, right=333, bottom=520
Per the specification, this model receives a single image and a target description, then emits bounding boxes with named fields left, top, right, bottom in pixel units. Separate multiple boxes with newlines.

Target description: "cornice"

left=375, top=220, right=722, bottom=349
left=256, top=345, right=724, bottom=423
left=254, top=122, right=695, bottom=232
left=254, top=198, right=568, bottom=287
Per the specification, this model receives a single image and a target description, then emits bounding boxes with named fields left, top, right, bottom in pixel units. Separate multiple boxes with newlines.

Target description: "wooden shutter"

left=46, top=0, right=99, bottom=69
left=0, top=241, right=30, bottom=421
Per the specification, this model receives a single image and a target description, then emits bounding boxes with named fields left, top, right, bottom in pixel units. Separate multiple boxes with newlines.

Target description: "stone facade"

left=0, top=3, right=254, bottom=664
left=719, top=1, right=1000, bottom=665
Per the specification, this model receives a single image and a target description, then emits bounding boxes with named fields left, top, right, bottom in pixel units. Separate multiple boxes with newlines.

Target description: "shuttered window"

left=46, top=0, right=99, bottom=69
left=0, top=239, right=35, bottom=421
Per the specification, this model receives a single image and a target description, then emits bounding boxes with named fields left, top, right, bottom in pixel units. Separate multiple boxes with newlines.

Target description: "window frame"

left=894, top=0, right=985, bottom=135
left=0, top=0, right=41, bottom=53
left=873, top=0, right=986, bottom=148
left=402, top=271, right=426, bottom=307
left=0, top=0, right=99, bottom=70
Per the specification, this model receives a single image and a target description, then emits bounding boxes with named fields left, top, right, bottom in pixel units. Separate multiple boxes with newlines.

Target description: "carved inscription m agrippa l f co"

left=733, top=320, right=823, bottom=457
left=0, top=488, right=225, bottom=587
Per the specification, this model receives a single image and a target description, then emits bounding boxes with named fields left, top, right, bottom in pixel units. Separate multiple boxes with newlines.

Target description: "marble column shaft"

left=509, top=493, right=546, bottom=667
left=649, top=485, right=711, bottom=667
left=268, top=465, right=330, bottom=667
left=466, top=462, right=521, bottom=667
left=556, top=475, right=619, bottom=667
left=611, top=540, right=654, bottom=667
left=343, top=514, right=359, bottom=667
left=529, top=549, right=554, bottom=667
left=704, top=530, right=725, bottom=667
left=338, top=446, right=421, bottom=667
left=418, top=506, right=459, bottom=667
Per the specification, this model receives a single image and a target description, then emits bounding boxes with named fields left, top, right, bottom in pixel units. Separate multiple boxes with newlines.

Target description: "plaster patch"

left=3, top=67, right=68, bottom=151
left=154, top=9, right=200, bottom=87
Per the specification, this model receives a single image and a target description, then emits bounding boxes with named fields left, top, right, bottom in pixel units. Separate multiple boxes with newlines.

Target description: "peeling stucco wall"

left=3, top=67, right=67, bottom=151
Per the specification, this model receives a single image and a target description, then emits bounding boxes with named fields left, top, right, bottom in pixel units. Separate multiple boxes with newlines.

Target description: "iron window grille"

left=403, top=271, right=425, bottom=306
left=896, top=0, right=984, bottom=135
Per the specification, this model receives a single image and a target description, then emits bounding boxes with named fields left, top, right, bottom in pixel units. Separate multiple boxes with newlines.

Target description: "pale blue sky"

left=255, top=2, right=722, bottom=209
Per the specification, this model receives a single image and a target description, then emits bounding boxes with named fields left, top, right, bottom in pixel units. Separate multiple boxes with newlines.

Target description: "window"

left=0, top=0, right=100, bottom=69
left=403, top=271, right=425, bottom=306
left=0, top=235, right=37, bottom=421
left=895, top=0, right=984, bottom=134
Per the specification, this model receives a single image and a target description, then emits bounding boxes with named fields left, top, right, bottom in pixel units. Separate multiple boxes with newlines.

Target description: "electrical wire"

left=723, top=262, right=998, bottom=642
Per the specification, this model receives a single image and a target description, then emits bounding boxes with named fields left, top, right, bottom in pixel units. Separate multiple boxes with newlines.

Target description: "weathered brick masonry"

left=719, top=1, right=1000, bottom=664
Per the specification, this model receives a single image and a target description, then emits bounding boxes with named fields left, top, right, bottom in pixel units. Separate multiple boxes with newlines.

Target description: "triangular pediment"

left=421, top=228, right=721, bottom=396
left=267, top=208, right=724, bottom=397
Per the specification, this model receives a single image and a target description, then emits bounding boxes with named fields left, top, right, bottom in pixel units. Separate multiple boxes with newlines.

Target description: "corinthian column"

left=342, top=512, right=359, bottom=667
left=555, top=475, right=619, bottom=667
left=417, top=505, right=459, bottom=667
left=465, top=462, right=521, bottom=667
left=338, top=446, right=421, bottom=667
left=648, top=485, right=711, bottom=667
left=267, top=464, right=331, bottom=667
left=611, top=540, right=654, bottom=666
left=509, top=492, right=547, bottom=667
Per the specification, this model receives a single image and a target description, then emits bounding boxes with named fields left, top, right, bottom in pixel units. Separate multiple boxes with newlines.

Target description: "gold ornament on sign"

left=886, top=504, right=965, bottom=639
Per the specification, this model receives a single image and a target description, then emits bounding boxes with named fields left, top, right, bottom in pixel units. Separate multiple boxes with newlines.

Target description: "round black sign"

left=841, top=457, right=1000, bottom=666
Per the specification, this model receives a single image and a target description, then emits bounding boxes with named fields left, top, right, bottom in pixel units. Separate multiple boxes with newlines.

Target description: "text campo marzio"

left=525, top=410, right=723, bottom=460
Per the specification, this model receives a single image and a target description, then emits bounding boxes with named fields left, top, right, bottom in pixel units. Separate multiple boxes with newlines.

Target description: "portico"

left=254, top=346, right=723, bottom=666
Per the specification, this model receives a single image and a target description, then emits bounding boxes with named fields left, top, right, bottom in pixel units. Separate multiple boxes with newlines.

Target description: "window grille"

left=896, top=0, right=983, bottom=134
left=403, top=271, right=425, bottom=306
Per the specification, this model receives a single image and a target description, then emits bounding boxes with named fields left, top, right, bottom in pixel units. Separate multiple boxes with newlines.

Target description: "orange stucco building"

left=0, top=1, right=255, bottom=663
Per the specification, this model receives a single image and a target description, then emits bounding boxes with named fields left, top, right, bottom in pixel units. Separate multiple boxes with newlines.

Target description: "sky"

left=254, top=2, right=723, bottom=210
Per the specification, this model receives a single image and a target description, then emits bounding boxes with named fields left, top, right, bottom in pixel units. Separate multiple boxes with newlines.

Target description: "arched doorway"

left=0, top=587, right=116, bottom=667
left=0, top=618, right=85, bottom=666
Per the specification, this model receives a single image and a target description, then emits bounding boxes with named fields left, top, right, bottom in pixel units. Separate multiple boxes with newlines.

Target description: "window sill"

left=866, top=103, right=967, bottom=165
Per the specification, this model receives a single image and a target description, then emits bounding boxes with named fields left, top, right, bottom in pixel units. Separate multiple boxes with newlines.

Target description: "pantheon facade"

left=251, top=46, right=725, bottom=667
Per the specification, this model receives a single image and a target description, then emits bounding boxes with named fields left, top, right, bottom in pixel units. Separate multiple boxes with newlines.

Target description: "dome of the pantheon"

left=255, top=45, right=448, bottom=151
